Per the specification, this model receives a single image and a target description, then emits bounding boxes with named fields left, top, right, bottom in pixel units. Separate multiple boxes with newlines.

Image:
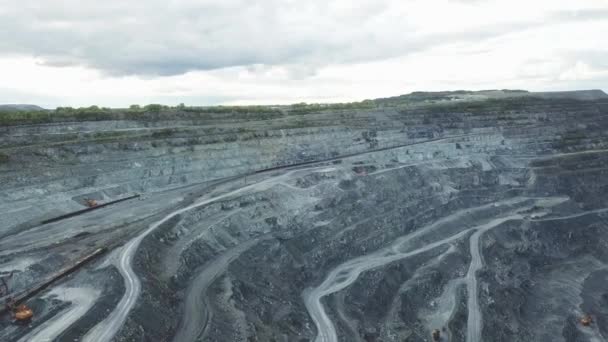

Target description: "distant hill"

left=373, top=89, right=608, bottom=107
left=526, top=89, right=608, bottom=100
left=0, top=104, right=45, bottom=112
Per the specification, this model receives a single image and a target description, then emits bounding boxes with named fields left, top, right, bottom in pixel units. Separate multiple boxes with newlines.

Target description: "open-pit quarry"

left=1, top=89, right=608, bottom=342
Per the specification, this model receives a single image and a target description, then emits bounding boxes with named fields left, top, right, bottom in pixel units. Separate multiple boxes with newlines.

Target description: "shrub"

left=144, top=104, right=165, bottom=112
left=287, top=100, right=376, bottom=115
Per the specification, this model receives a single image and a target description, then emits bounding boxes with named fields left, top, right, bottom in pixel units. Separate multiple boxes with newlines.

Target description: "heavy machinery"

left=5, top=298, right=33, bottom=323
left=85, top=198, right=99, bottom=208
left=1, top=272, right=34, bottom=323
left=580, top=314, right=593, bottom=326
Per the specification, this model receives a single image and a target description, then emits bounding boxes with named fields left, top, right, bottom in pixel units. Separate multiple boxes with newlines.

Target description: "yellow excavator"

left=1, top=272, right=34, bottom=323
left=7, top=300, right=34, bottom=322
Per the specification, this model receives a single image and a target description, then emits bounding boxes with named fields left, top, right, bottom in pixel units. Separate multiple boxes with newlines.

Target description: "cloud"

left=0, top=0, right=605, bottom=77
left=559, top=61, right=608, bottom=81
left=0, top=0, right=606, bottom=107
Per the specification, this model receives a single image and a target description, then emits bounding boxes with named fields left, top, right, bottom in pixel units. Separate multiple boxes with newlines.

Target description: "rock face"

left=1, top=90, right=608, bottom=342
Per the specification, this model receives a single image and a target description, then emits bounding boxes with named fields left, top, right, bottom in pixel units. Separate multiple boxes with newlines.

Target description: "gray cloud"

left=0, top=1, right=606, bottom=76
left=1, top=0, right=392, bottom=75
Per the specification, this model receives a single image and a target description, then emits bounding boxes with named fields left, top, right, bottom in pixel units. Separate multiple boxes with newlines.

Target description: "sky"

left=0, top=0, right=606, bottom=108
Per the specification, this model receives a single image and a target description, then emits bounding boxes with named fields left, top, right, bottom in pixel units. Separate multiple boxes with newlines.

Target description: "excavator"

left=1, top=272, right=34, bottom=323
left=85, top=198, right=99, bottom=208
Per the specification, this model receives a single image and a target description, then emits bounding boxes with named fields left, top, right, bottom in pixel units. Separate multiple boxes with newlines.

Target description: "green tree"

left=144, top=104, right=163, bottom=112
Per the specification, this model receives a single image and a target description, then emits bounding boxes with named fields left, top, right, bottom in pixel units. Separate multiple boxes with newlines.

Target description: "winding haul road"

left=172, top=237, right=269, bottom=342
left=304, top=197, right=567, bottom=342
left=464, top=215, right=523, bottom=342
left=304, top=229, right=471, bottom=342
left=82, top=172, right=290, bottom=342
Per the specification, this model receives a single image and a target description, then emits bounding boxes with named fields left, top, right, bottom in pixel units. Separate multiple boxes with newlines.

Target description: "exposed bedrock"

left=1, top=90, right=608, bottom=342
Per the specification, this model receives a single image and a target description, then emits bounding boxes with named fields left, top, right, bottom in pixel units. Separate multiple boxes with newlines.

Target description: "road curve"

left=83, top=175, right=286, bottom=342
left=303, top=198, right=523, bottom=342
left=172, top=237, right=267, bottom=342
left=306, top=197, right=567, bottom=342
left=304, top=229, right=472, bottom=342
left=464, top=196, right=568, bottom=342
left=464, top=215, right=523, bottom=342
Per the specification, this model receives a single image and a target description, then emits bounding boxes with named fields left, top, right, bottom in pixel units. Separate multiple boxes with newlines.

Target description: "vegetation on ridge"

left=0, top=91, right=600, bottom=126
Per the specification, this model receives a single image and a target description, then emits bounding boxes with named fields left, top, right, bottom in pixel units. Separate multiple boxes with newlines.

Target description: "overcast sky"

left=0, top=0, right=606, bottom=108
